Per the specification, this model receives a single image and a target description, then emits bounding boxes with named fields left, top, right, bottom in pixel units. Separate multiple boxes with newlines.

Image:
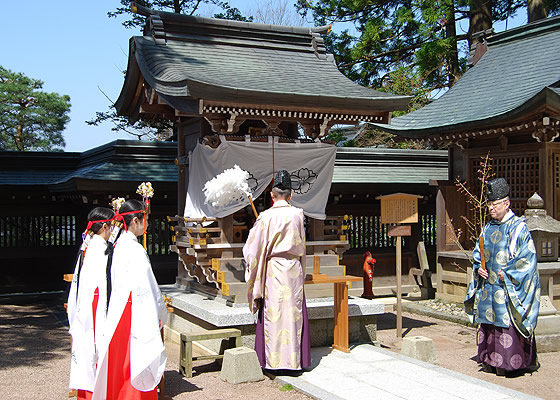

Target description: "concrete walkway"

left=275, top=344, right=542, bottom=400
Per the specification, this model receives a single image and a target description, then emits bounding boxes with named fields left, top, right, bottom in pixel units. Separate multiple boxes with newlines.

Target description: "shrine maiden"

left=92, top=199, right=167, bottom=400
left=464, top=178, right=540, bottom=376
left=67, top=207, right=114, bottom=399
left=243, top=170, right=311, bottom=371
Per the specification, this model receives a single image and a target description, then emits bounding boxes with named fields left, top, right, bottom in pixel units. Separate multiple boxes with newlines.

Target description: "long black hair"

left=105, top=199, right=147, bottom=308
left=71, top=207, right=114, bottom=303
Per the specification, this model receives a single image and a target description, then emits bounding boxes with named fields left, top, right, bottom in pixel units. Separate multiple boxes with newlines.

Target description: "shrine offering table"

left=305, top=275, right=362, bottom=353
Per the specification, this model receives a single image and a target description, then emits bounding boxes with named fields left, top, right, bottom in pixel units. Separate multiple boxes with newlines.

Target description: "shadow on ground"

left=377, top=311, right=435, bottom=332
left=163, top=370, right=204, bottom=397
left=0, top=292, right=70, bottom=370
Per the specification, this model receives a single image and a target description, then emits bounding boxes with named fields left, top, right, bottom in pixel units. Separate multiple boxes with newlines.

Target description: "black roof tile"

left=374, top=16, right=560, bottom=137
left=116, top=8, right=410, bottom=115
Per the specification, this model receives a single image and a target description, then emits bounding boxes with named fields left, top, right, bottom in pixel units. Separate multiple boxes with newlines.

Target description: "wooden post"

left=308, top=255, right=327, bottom=280
left=388, top=224, right=410, bottom=339
left=219, top=215, right=234, bottom=258
left=313, top=255, right=321, bottom=275
left=376, top=193, right=421, bottom=339
left=333, top=282, right=350, bottom=353
left=396, top=235, right=402, bottom=338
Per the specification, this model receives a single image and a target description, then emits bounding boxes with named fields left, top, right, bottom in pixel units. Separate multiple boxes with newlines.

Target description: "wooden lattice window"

left=347, top=213, right=436, bottom=249
left=0, top=215, right=77, bottom=248
left=470, top=153, right=539, bottom=215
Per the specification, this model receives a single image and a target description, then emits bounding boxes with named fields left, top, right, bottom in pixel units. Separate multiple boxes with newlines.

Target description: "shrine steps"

left=210, top=253, right=362, bottom=303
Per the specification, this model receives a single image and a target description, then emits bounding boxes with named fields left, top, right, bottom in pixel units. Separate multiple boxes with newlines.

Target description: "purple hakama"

left=477, top=323, right=537, bottom=372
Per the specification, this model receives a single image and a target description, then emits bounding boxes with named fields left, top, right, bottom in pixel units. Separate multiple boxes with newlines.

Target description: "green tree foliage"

left=0, top=66, right=71, bottom=151
left=295, top=0, right=557, bottom=95
left=297, top=0, right=560, bottom=149
left=297, top=0, right=467, bottom=91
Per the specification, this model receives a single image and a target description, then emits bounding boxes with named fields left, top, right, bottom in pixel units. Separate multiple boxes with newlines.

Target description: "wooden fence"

left=346, top=213, right=437, bottom=249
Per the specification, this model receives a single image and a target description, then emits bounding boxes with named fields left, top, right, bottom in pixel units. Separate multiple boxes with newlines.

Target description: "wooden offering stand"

left=305, top=256, right=361, bottom=353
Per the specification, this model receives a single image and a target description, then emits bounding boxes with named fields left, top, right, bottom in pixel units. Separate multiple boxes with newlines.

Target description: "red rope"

left=115, top=210, right=146, bottom=232
left=271, top=137, right=275, bottom=206
left=84, top=218, right=113, bottom=235
left=272, top=136, right=275, bottom=185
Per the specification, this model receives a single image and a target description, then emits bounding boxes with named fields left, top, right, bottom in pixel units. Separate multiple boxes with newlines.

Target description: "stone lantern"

left=524, top=193, right=560, bottom=262
left=524, top=193, right=560, bottom=351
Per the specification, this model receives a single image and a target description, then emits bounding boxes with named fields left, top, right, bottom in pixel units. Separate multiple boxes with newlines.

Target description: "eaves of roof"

left=57, top=161, right=177, bottom=184
left=128, top=36, right=410, bottom=113
left=116, top=9, right=411, bottom=116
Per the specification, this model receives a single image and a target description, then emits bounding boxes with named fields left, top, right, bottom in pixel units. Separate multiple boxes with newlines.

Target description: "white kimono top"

left=67, top=234, right=109, bottom=392
left=92, top=231, right=167, bottom=399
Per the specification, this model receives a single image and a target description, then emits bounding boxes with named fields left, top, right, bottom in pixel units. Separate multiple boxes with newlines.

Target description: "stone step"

left=304, top=265, right=346, bottom=276
left=221, top=281, right=365, bottom=302
left=304, top=280, right=363, bottom=297
left=215, top=270, right=247, bottom=284
left=216, top=265, right=350, bottom=285
left=212, top=254, right=341, bottom=272
left=348, top=287, right=364, bottom=298
left=304, top=287, right=336, bottom=298
left=366, top=284, right=419, bottom=297
left=303, top=254, right=339, bottom=266
left=220, top=281, right=247, bottom=297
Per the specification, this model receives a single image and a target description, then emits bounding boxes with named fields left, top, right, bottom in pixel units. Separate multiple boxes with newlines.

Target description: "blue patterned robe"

left=464, top=211, right=540, bottom=338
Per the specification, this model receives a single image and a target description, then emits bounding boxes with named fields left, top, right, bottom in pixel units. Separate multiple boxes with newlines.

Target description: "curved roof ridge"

left=488, top=14, right=560, bottom=47
left=133, top=2, right=330, bottom=36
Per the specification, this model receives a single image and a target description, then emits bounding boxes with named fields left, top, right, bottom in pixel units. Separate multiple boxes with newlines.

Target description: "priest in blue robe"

left=464, top=178, right=540, bottom=376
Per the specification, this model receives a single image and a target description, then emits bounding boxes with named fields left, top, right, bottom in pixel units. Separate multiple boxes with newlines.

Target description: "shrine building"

left=374, top=15, right=560, bottom=303
left=114, top=4, right=415, bottom=305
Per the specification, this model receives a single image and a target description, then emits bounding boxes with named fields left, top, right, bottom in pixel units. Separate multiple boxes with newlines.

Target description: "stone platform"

left=160, top=283, right=385, bottom=354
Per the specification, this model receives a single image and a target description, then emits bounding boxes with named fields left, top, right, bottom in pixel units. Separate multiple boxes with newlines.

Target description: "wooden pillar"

left=177, top=123, right=186, bottom=218
left=309, top=217, right=324, bottom=255
left=177, top=118, right=205, bottom=280
left=333, top=282, right=350, bottom=352
left=396, top=235, right=402, bottom=338
left=434, top=183, right=447, bottom=254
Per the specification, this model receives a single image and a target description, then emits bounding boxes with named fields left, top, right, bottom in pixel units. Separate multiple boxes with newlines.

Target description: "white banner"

left=184, top=135, right=336, bottom=220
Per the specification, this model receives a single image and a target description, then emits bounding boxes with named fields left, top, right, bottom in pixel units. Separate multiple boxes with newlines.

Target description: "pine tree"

left=0, top=66, right=71, bottom=151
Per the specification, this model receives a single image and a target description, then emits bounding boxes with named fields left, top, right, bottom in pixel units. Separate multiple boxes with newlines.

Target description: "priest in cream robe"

left=243, top=170, right=311, bottom=371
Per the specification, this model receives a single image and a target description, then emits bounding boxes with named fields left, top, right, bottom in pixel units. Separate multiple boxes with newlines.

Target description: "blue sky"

left=1, top=1, right=526, bottom=152
left=1, top=1, right=256, bottom=152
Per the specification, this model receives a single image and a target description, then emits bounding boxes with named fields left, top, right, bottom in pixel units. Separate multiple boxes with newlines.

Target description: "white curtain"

left=184, top=135, right=336, bottom=220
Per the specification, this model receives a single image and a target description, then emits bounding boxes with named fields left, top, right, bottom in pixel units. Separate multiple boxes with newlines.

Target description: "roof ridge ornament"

left=146, top=14, right=166, bottom=45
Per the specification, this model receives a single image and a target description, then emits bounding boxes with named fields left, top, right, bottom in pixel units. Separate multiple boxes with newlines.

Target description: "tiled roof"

left=374, top=16, right=560, bottom=137
left=0, top=140, right=177, bottom=187
left=332, top=148, right=448, bottom=184
left=116, top=9, right=410, bottom=114
left=0, top=141, right=446, bottom=187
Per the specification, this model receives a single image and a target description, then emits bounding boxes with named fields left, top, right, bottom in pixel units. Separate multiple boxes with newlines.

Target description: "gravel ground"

left=416, top=298, right=469, bottom=317
left=0, top=293, right=310, bottom=400
left=1, top=293, right=557, bottom=400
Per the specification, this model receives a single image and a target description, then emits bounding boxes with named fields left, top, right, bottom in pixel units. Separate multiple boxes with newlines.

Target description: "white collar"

left=272, top=199, right=290, bottom=207
left=500, top=209, right=514, bottom=223
left=91, top=234, right=107, bottom=244
left=123, top=230, right=139, bottom=242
